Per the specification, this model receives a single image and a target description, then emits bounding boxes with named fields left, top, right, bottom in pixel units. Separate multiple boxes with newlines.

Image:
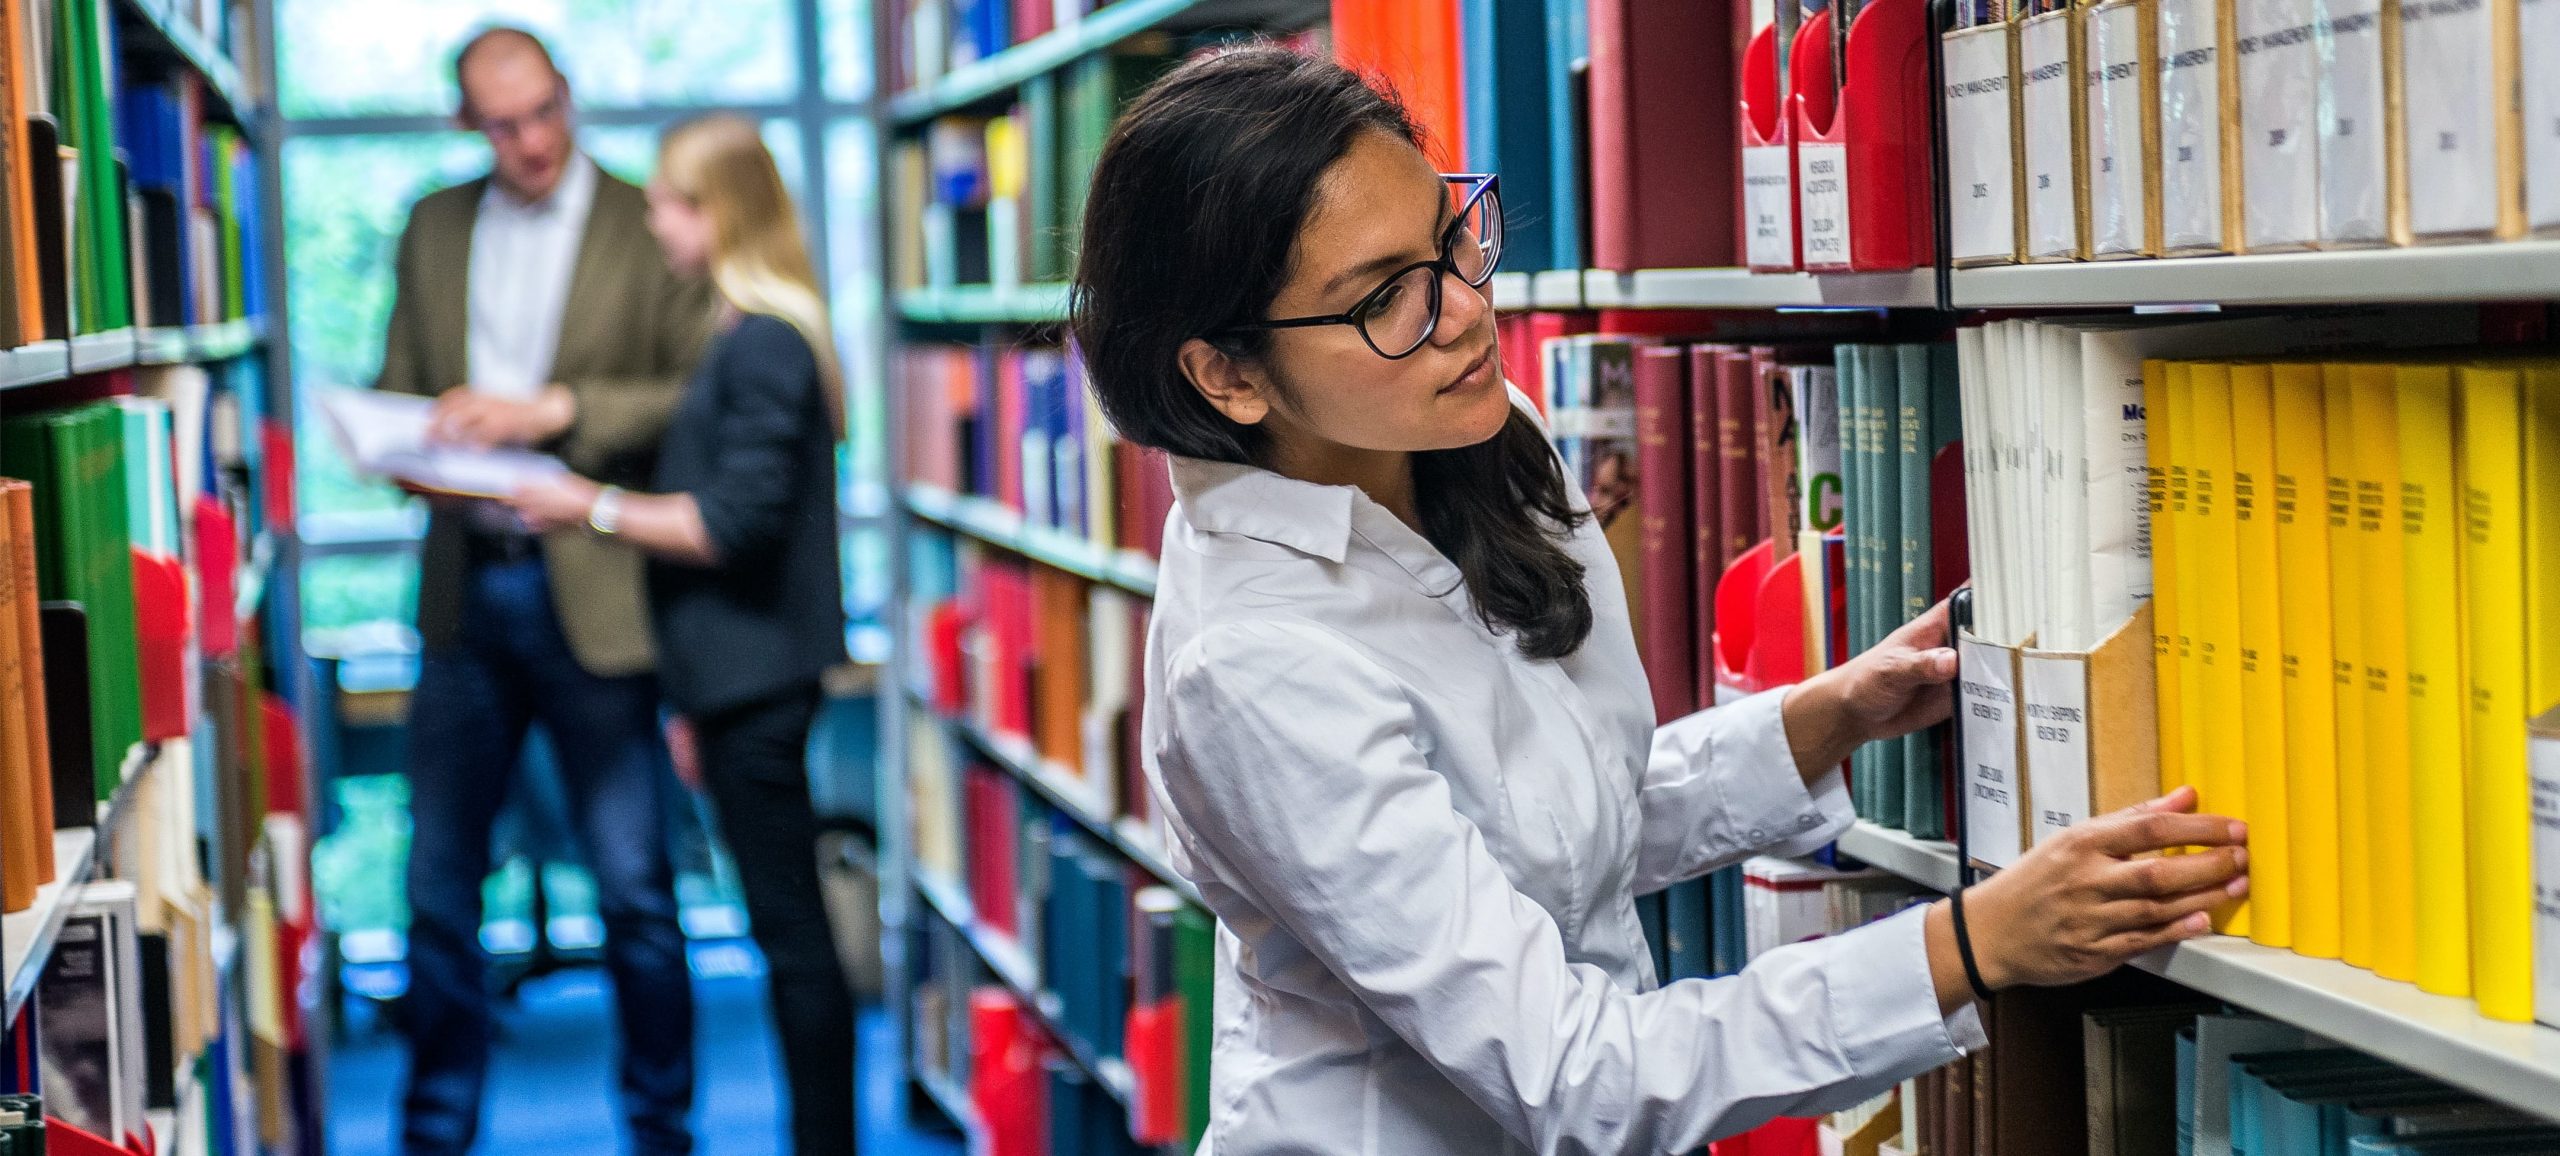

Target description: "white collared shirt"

left=1141, top=389, right=1985, bottom=1156
left=466, top=154, right=597, bottom=399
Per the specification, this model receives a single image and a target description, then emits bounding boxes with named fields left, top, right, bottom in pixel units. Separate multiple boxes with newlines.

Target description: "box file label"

left=1744, top=145, right=1797, bottom=268
left=2156, top=0, right=2228, bottom=252
left=1945, top=25, right=2020, bottom=263
left=2531, top=717, right=2560, bottom=1028
left=2399, top=0, right=2501, bottom=238
left=1798, top=142, right=1853, bottom=267
left=1960, top=637, right=2028, bottom=869
left=2021, top=653, right=2096, bottom=846
left=2087, top=1, right=2151, bottom=255
left=2523, top=0, right=2560, bottom=230
left=2317, top=0, right=2392, bottom=244
left=2236, top=0, right=2321, bottom=249
left=2020, top=13, right=2080, bottom=259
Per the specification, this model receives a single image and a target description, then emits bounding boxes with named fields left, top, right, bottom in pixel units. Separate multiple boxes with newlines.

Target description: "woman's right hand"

left=1954, top=786, right=2249, bottom=993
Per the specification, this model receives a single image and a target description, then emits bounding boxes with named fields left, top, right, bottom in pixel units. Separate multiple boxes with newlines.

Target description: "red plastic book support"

left=1739, top=23, right=1800, bottom=271
left=133, top=551, right=186, bottom=742
left=1748, top=548, right=1809, bottom=691
left=1790, top=0, right=1939, bottom=271
left=1710, top=539, right=1775, bottom=699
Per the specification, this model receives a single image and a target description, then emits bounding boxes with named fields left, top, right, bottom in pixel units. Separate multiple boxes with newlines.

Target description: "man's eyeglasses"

left=1223, top=173, right=1503, bottom=360
left=476, top=86, right=568, bottom=142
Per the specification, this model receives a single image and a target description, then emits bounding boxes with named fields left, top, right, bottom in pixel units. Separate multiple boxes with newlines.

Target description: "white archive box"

left=2084, top=0, right=2161, bottom=256
left=2018, top=6, right=2086, bottom=260
left=2314, top=0, right=2394, bottom=246
left=2155, top=0, right=2240, bottom=254
left=1945, top=21, right=2024, bottom=265
left=2528, top=0, right=2560, bottom=235
left=2397, top=0, right=2525, bottom=241
left=2235, top=0, right=2320, bottom=251
left=1959, top=627, right=2031, bottom=870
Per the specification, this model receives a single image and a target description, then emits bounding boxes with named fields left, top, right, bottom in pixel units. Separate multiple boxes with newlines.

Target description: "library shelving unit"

left=879, top=1, right=1327, bottom=1151
left=0, top=0, right=307, bottom=1149
left=881, top=2, right=2560, bottom=1152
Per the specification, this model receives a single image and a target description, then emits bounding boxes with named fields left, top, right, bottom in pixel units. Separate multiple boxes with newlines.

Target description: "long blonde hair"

left=656, top=113, right=845, bottom=431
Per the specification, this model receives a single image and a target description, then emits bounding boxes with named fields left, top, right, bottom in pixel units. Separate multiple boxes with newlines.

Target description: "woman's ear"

left=1177, top=337, right=1272, bottom=427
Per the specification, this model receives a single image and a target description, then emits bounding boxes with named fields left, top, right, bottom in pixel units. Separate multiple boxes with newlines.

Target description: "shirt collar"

left=1168, top=454, right=1466, bottom=598
left=483, top=152, right=596, bottom=219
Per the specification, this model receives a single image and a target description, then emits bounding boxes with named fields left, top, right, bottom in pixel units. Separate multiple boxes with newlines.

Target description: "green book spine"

left=1902, top=345, right=1961, bottom=837
left=1022, top=74, right=1064, bottom=284
left=82, top=406, right=140, bottom=790
left=213, top=129, right=244, bottom=319
left=1843, top=345, right=1884, bottom=823
left=1866, top=346, right=1905, bottom=827
left=1172, top=903, right=1216, bottom=1149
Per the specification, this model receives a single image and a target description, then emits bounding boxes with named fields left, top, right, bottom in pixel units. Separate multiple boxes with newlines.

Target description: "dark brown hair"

left=1069, top=47, right=1593, bottom=658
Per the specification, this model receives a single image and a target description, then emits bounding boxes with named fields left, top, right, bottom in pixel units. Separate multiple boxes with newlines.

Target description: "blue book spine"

left=1542, top=0, right=1588, bottom=271
left=1463, top=0, right=1558, bottom=270
left=2177, top=1028, right=2199, bottom=1156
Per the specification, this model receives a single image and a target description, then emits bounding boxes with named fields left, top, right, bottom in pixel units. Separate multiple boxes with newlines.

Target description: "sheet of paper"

left=317, top=388, right=570, bottom=499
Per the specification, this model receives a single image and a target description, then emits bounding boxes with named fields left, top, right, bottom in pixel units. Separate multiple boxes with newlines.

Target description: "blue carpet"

left=327, top=944, right=964, bottom=1156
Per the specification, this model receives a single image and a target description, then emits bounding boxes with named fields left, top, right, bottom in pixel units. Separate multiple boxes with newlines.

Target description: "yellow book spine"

left=2230, top=364, right=2292, bottom=947
left=2527, top=364, right=2560, bottom=717
left=2352, top=364, right=2418, bottom=981
left=2324, top=365, right=2375, bottom=971
left=2272, top=363, right=2341, bottom=959
left=2187, top=361, right=2250, bottom=935
left=2398, top=364, right=2471, bottom=997
left=2171, top=361, right=2211, bottom=852
left=2147, top=360, right=2184, bottom=797
left=2457, top=363, right=2531, bottom=1021
left=2324, top=365, right=2375, bottom=970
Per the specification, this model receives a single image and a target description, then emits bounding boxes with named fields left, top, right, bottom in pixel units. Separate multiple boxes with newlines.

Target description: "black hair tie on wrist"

left=1949, top=887, right=1997, bottom=1003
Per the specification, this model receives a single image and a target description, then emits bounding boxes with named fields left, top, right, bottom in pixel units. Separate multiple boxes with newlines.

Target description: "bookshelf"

left=905, top=484, right=1159, bottom=597
left=1, top=739, right=153, bottom=1020
left=897, top=282, right=1072, bottom=325
left=1831, top=820, right=2560, bottom=1121
left=911, top=867, right=1146, bottom=1106
left=1947, top=241, right=2560, bottom=308
left=0, top=343, right=70, bottom=390
left=889, top=0, right=1328, bottom=123
left=1581, top=267, right=1941, bottom=310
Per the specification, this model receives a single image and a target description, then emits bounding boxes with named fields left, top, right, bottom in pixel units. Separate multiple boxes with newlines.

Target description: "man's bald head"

left=453, top=26, right=562, bottom=121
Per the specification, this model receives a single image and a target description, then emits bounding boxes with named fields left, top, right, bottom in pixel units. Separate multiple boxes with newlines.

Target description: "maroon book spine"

left=1633, top=343, right=1694, bottom=721
left=1686, top=344, right=1725, bottom=712
left=1716, top=349, right=1761, bottom=567
left=1587, top=0, right=1742, bottom=270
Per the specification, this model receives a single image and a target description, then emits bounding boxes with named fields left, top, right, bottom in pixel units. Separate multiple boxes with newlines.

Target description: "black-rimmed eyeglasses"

left=1221, top=173, right=1503, bottom=360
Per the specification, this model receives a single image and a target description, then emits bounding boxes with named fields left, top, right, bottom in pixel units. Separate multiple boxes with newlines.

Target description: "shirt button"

left=1748, top=827, right=1767, bottom=841
left=1799, top=814, right=1819, bottom=830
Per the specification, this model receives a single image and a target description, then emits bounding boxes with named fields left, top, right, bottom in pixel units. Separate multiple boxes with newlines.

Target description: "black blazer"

left=647, top=312, right=847, bottom=716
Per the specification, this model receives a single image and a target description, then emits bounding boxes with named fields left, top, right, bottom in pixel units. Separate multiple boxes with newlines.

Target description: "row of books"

left=1527, top=314, right=1975, bottom=840
left=1930, top=310, right=2560, bottom=1029
left=900, top=341, right=1175, bottom=561
left=888, top=0, right=1137, bottom=96
left=0, top=361, right=268, bottom=915
left=1944, top=0, right=2557, bottom=265
left=0, top=0, right=268, bottom=349
left=911, top=762, right=1217, bottom=1153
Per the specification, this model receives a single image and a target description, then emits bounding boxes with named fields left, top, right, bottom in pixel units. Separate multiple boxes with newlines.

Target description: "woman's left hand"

left=508, top=474, right=604, bottom=534
left=1780, top=597, right=1959, bottom=782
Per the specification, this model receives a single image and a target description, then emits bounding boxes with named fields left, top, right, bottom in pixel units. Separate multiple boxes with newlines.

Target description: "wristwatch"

left=588, top=485, right=627, bottom=536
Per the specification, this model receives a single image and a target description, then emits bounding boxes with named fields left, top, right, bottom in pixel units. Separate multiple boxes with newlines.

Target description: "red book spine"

left=1011, top=0, right=1053, bottom=42
left=1686, top=344, right=1725, bottom=711
left=970, top=990, right=1048, bottom=1156
left=1753, top=350, right=1795, bottom=561
left=1588, top=0, right=1741, bottom=270
left=260, top=693, right=304, bottom=818
left=1137, top=447, right=1175, bottom=559
left=1716, top=351, right=1762, bottom=563
left=1633, top=344, right=1693, bottom=721
left=930, top=600, right=970, bottom=716
left=192, top=496, right=237, bottom=658
left=133, top=551, right=186, bottom=741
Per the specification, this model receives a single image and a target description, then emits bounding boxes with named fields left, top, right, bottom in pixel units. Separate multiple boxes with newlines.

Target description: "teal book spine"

left=2177, top=1027, right=2200, bottom=1156
left=1898, top=343, right=1946, bottom=836
left=1837, top=346, right=1870, bottom=820
left=1865, top=346, right=1905, bottom=827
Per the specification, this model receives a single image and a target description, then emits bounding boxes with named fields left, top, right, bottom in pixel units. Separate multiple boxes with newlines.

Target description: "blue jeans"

left=400, top=555, right=695, bottom=1156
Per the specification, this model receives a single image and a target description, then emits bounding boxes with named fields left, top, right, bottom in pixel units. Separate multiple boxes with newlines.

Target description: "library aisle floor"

left=326, top=946, right=961, bottom=1156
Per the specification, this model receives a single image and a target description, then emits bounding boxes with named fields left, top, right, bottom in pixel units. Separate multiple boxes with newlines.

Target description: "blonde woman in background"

left=511, top=113, right=857, bottom=1156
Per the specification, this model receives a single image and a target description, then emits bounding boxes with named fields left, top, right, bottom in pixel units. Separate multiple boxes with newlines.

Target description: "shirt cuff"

left=1711, top=687, right=1855, bottom=859
left=1817, top=905, right=1986, bottom=1081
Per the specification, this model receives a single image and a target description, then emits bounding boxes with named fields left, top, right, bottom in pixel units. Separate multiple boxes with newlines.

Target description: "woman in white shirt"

left=1068, top=48, right=2249, bottom=1156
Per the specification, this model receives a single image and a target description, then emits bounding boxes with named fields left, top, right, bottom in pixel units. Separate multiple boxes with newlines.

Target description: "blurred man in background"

left=370, top=26, right=714, bottom=1156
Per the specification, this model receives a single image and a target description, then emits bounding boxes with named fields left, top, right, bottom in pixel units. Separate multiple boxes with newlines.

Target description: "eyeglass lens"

left=1360, top=186, right=1504, bottom=356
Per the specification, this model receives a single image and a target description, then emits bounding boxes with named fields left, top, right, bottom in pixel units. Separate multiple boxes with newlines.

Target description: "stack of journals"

left=900, top=341, right=1175, bottom=563
left=1945, top=0, right=2551, bottom=261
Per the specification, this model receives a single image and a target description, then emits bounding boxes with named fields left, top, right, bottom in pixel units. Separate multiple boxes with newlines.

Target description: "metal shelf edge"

left=1948, top=240, right=2560, bottom=308
left=903, top=485, right=1158, bottom=597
